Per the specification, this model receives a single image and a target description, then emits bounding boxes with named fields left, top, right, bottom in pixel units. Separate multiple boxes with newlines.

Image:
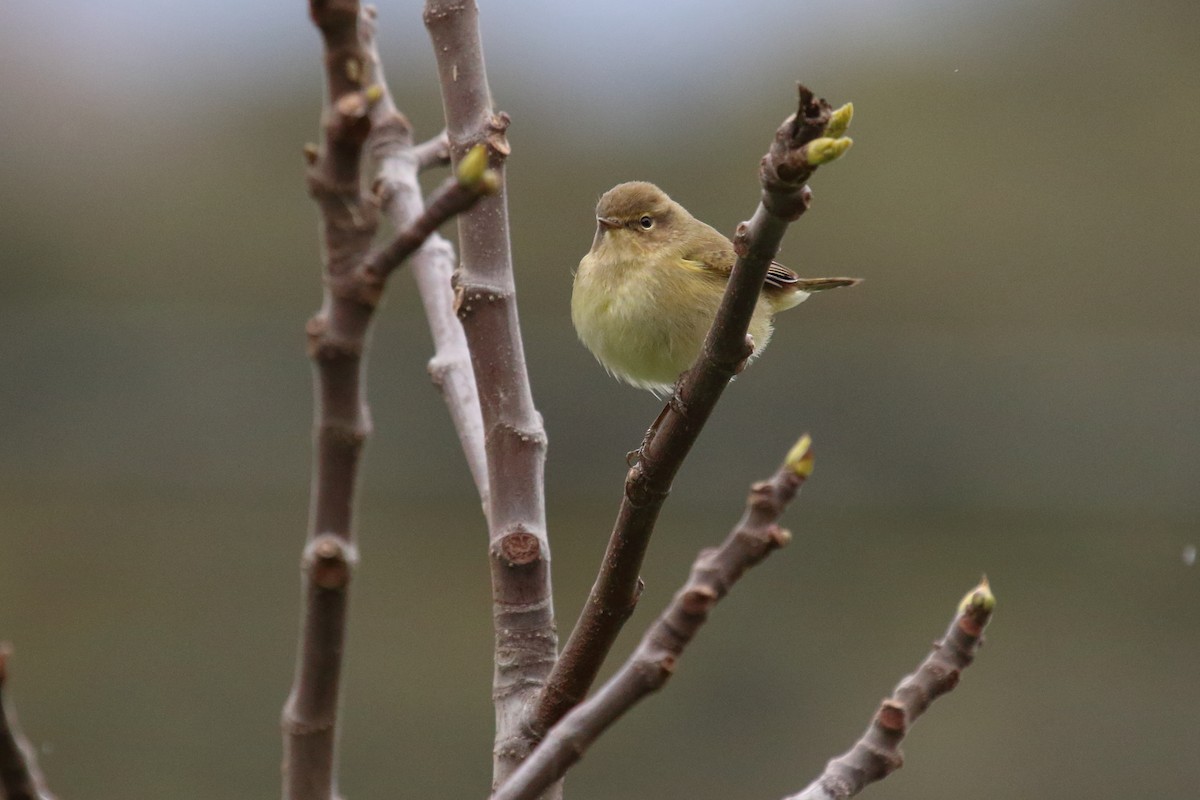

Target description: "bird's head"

left=590, top=181, right=682, bottom=253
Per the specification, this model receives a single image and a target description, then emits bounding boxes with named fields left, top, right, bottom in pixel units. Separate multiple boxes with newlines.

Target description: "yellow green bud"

left=785, top=433, right=815, bottom=478
left=806, top=137, right=853, bottom=166
left=456, top=144, right=490, bottom=188
left=958, top=576, right=996, bottom=616
left=825, top=102, right=854, bottom=138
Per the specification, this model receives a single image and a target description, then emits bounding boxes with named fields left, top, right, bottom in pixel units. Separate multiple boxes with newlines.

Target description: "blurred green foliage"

left=0, top=1, right=1197, bottom=798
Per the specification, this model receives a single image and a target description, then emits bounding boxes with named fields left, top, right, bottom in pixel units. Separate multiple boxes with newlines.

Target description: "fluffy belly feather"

left=572, top=252, right=774, bottom=393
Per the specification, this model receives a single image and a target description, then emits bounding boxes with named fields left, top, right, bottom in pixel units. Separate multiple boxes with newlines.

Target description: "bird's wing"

left=682, top=225, right=860, bottom=292
left=679, top=221, right=738, bottom=275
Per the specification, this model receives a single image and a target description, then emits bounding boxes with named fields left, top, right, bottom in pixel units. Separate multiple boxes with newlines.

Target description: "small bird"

left=571, top=181, right=859, bottom=394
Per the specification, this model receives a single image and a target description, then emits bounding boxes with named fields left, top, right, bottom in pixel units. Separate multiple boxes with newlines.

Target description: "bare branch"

left=491, top=437, right=815, bottom=800
left=282, top=4, right=377, bottom=796
left=283, top=6, right=492, bottom=799
left=424, top=0, right=558, bottom=787
left=361, top=167, right=496, bottom=283
left=0, top=646, right=56, bottom=800
left=785, top=578, right=996, bottom=800
left=538, top=84, right=849, bottom=735
left=362, top=9, right=489, bottom=510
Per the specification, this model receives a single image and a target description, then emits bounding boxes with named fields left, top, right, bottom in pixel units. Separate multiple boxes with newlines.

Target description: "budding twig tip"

left=806, top=137, right=853, bottom=166
left=786, top=433, right=815, bottom=478
left=958, top=577, right=997, bottom=617
left=826, top=102, right=854, bottom=138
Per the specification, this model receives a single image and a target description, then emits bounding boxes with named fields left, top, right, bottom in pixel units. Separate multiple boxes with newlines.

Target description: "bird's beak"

left=596, top=216, right=621, bottom=230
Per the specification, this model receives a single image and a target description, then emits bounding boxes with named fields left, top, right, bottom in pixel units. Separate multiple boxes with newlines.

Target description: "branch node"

left=485, top=111, right=513, bottom=156
left=306, top=322, right=364, bottom=362
left=680, top=585, right=718, bottom=615
left=875, top=699, right=907, bottom=733
left=733, top=222, right=751, bottom=256
left=303, top=533, right=359, bottom=590
left=496, top=528, right=545, bottom=567
left=767, top=524, right=793, bottom=548
left=623, top=464, right=670, bottom=508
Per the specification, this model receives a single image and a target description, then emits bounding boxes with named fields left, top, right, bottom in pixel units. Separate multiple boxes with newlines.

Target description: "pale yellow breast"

left=572, top=246, right=775, bottom=393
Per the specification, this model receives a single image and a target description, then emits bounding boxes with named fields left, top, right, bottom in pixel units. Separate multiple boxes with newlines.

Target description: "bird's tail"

left=793, top=277, right=862, bottom=291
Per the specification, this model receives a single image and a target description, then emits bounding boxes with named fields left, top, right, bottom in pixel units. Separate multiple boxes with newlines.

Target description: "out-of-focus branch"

left=283, top=5, right=493, bottom=799
left=413, top=130, right=452, bottom=171
left=0, top=646, right=56, bottom=800
left=282, top=5, right=377, bottom=797
left=538, top=85, right=853, bottom=736
left=785, top=578, right=996, bottom=800
left=361, top=160, right=498, bottom=282
left=424, top=0, right=557, bottom=787
left=362, top=8, right=489, bottom=510
left=491, top=437, right=816, bottom=800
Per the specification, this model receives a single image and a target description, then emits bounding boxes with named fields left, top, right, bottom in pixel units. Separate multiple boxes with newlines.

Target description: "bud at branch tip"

left=825, top=102, right=854, bottom=138
left=786, top=433, right=815, bottom=478
left=806, top=137, right=853, bottom=166
left=957, top=575, right=996, bottom=616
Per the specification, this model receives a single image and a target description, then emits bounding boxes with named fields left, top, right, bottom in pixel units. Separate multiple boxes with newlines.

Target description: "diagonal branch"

left=490, top=436, right=816, bottom=800
left=0, top=646, right=56, bottom=800
left=361, top=164, right=497, bottom=283
left=424, top=0, right=558, bottom=788
left=536, top=84, right=852, bottom=736
left=283, top=5, right=493, bottom=800
left=785, top=578, right=996, bottom=800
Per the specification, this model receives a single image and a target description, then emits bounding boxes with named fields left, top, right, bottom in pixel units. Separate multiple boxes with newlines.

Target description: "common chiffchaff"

left=572, top=181, right=859, bottom=394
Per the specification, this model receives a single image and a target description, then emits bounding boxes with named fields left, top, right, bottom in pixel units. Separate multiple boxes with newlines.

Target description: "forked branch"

left=283, top=5, right=494, bottom=799
left=490, top=436, right=815, bottom=800
left=538, top=85, right=854, bottom=735
left=785, top=578, right=996, bottom=800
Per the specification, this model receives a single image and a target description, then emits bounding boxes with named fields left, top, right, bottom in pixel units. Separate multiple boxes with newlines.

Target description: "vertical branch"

left=282, top=3, right=376, bottom=799
left=284, top=8, right=496, bottom=799
left=536, top=86, right=851, bottom=735
left=362, top=9, right=490, bottom=511
left=424, top=0, right=557, bottom=787
left=0, top=646, right=56, bottom=800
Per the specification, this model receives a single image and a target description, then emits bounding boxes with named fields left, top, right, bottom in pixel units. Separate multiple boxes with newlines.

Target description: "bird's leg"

left=627, top=401, right=670, bottom=466
left=626, top=377, right=689, bottom=466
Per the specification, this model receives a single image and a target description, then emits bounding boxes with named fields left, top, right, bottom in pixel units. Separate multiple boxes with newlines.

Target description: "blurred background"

left=1, top=0, right=1197, bottom=797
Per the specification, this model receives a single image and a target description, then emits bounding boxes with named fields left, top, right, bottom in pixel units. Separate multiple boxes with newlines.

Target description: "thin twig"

left=785, top=578, right=996, bottom=800
left=361, top=172, right=494, bottom=282
left=490, top=437, right=816, bottom=800
left=283, top=5, right=491, bottom=799
left=413, top=130, right=452, bottom=171
left=0, top=646, right=56, bottom=800
left=537, top=84, right=849, bottom=736
left=361, top=7, right=489, bottom=511
left=424, top=0, right=558, bottom=787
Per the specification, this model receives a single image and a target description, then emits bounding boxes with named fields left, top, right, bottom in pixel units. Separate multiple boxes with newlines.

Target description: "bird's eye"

left=639, top=216, right=654, bottom=229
